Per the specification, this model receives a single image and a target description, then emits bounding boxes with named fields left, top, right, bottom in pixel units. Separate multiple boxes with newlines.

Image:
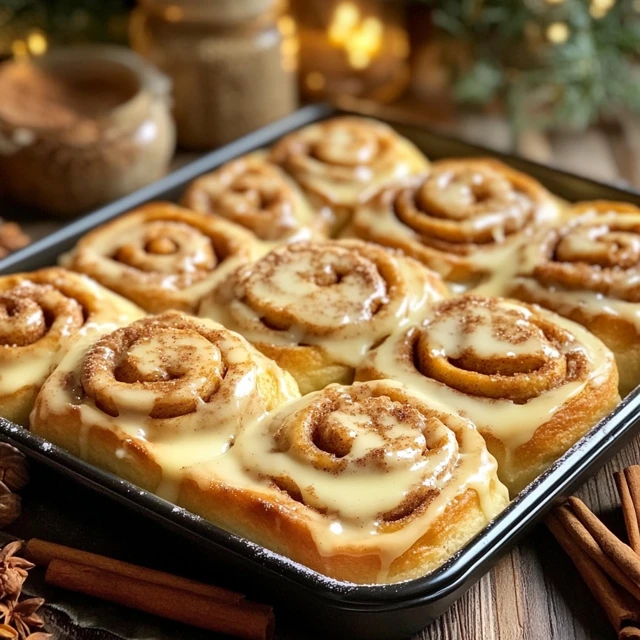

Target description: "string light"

left=27, top=30, right=47, bottom=56
left=590, top=0, right=616, bottom=18
left=278, top=15, right=296, bottom=38
left=327, top=2, right=384, bottom=70
left=546, top=21, right=570, bottom=43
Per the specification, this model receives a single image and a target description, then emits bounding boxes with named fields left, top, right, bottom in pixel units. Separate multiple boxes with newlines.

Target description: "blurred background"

left=0, top=0, right=639, bottom=219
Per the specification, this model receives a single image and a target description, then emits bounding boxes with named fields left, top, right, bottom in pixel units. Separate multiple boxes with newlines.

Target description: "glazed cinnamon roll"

left=508, top=201, right=640, bottom=396
left=182, top=152, right=327, bottom=243
left=269, top=116, right=429, bottom=233
left=357, top=296, right=620, bottom=495
left=62, top=202, right=263, bottom=313
left=180, top=380, right=509, bottom=583
left=348, top=158, right=561, bottom=291
left=30, top=312, right=300, bottom=497
left=199, top=239, right=448, bottom=393
left=0, top=267, right=144, bottom=425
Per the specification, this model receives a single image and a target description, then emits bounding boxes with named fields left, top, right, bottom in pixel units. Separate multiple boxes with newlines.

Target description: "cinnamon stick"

left=24, top=538, right=243, bottom=604
left=616, top=466, right=640, bottom=554
left=45, top=559, right=274, bottom=640
left=546, top=511, right=640, bottom=634
left=554, top=498, right=640, bottom=601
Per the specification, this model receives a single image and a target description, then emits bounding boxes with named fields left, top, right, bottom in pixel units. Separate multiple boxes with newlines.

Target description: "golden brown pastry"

left=181, top=152, right=327, bottom=243
left=357, top=296, right=620, bottom=495
left=348, top=158, right=561, bottom=292
left=508, top=200, right=640, bottom=397
left=180, top=379, right=509, bottom=583
left=269, top=116, right=429, bottom=233
left=30, top=311, right=300, bottom=497
left=61, top=202, right=263, bottom=314
left=0, top=267, right=144, bottom=425
left=198, top=239, right=448, bottom=394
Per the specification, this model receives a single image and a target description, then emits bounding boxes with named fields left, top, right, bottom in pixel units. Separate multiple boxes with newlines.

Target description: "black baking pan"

left=2, top=103, right=640, bottom=640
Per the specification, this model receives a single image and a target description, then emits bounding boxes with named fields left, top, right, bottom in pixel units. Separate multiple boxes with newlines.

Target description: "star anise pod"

left=0, top=446, right=28, bottom=493
left=0, top=543, right=33, bottom=601
left=4, top=598, right=45, bottom=640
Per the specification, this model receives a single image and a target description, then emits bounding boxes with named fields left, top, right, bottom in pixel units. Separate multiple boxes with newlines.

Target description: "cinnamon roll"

left=62, top=202, right=263, bottom=313
left=508, top=201, right=640, bottom=396
left=198, top=239, right=448, bottom=394
left=348, top=158, right=561, bottom=292
left=30, top=311, right=300, bottom=497
left=357, top=296, right=620, bottom=495
left=269, top=116, right=429, bottom=233
left=180, top=379, right=509, bottom=583
left=0, top=267, right=144, bottom=426
left=181, top=152, right=327, bottom=243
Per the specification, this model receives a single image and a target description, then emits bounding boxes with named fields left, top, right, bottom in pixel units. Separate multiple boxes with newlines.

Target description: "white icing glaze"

left=349, top=161, right=565, bottom=294
left=197, top=380, right=508, bottom=579
left=33, top=313, right=299, bottom=484
left=511, top=204, right=640, bottom=334
left=271, top=117, right=429, bottom=207
left=512, top=277, right=640, bottom=334
left=199, top=240, right=446, bottom=367
left=31, top=317, right=507, bottom=581
left=183, top=151, right=323, bottom=243
left=0, top=272, right=143, bottom=397
left=63, top=205, right=264, bottom=312
left=361, top=298, right=614, bottom=456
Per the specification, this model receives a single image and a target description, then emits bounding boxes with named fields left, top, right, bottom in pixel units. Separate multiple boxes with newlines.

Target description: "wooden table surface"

left=5, top=110, right=640, bottom=640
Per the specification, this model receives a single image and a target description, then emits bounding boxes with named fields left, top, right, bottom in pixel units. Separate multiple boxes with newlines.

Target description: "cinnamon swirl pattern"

left=199, top=239, right=448, bottom=393
left=357, top=296, right=619, bottom=495
left=269, top=116, right=429, bottom=232
left=62, top=203, right=262, bottom=313
left=349, top=158, right=561, bottom=291
left=508, top=201, right=640, bottom=396
left=30, top=312, right=300, bottom=497
left=0, top=267, right=144, bottom=425
left=182, top=152, right=326, bottom=243
left=181, top=380, right=509, bottom=583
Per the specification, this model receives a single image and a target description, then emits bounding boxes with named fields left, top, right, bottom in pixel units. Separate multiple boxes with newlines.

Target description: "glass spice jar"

left=130, top=0, right=298, bottom=150
left=0, top=45, right=175, bottom=217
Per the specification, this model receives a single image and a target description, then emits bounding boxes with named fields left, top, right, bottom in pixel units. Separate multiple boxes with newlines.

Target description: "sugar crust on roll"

left=199, top=239, right=449, bottom=394
left=182, top=151, right=328, bottom=244
left=61, top=202, right=264, bottom=314
left=508, top=200, right=640, bottom=397
left=30, top=311, right=300, bottom=498
left=270, top=116, right=429, bottom=233
left=357, top=295, right=620, bottom=495
left=180, top=379, right=509, bottom=583
left=348, top=158, right=562, bottom=294
left=0, top=267, right=144, bottom=425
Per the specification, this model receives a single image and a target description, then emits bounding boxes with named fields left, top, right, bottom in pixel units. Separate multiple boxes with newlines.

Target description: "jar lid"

left=138, top=0, right=278, bottom=25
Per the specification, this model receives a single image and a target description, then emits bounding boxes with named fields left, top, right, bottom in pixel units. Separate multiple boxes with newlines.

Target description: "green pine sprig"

left=424, top=0, right=640, bottom=131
